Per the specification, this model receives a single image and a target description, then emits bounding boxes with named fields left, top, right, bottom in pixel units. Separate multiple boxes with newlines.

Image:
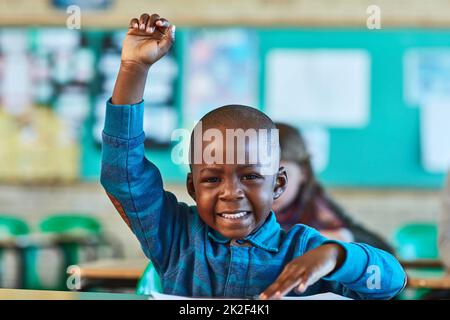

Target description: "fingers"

left=129, top=18, right=139, bottom=29
left=139, top=13, right=150, bottom=31
left=155, top=18, right=170, bottom=33
left=158, top=24, right=175, bottom=53
left=260, top=266, right=311, bottom=300
left=128, top=14, right=173, bottom=40
left=148, top=13, right=161, bottom=32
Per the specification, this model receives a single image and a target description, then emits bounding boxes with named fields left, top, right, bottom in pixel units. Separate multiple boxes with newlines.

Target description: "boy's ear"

left=186, top=172, right=196, bottom=201
left=273, top=166, right=287, bottom=200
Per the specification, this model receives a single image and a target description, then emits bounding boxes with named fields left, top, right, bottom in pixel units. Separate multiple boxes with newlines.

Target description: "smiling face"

left=186, top=106, right=287, bottom=240
left=189, top=161, right=286, bottom=240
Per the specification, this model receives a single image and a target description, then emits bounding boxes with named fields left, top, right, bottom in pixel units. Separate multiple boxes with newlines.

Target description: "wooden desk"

left=1, top=233, right=113, bottom=289
left=0, top=288, right=149, bottom=300
left=70, top=258, right=149, bottom=290
left=406, top=268, right=450, bottom=289
left=399, top=259, right=444, bottom=269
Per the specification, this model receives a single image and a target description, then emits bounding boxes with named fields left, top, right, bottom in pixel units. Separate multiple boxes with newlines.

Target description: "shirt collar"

left=207, top=211, right=281, bottom=253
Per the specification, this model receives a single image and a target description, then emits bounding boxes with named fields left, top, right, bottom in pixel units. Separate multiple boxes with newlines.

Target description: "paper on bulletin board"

left=296, top=126, right=329, bottom=173
left=265, top=49, right=370, bottom=128
left=420, top=96, right=450, bottom=173
left=404, top=49, right=450, bottom=107
left=182, top=29, right=259, bottom=129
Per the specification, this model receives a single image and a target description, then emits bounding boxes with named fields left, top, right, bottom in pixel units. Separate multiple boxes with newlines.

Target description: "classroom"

left=0, top=0, right=449, bottom=304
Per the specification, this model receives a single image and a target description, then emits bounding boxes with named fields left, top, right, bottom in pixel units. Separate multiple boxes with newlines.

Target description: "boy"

left=101, top=13, right=406, bottom=299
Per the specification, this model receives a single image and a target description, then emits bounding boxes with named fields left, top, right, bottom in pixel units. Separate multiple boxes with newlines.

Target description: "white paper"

left=0, top=29, right=28, bottom=54
left=404, top=49, right=450, bottom=107
left=150, top=291, right=213, bottom=300
left=300, top=126, right=330, bottom=173
left=282, top=292, right=352, bottom=300
left=265, top=49, right=370, bottom=128
left=150, top=291, right=351, bottom=300
left=420, top=96, right=450, bottom=173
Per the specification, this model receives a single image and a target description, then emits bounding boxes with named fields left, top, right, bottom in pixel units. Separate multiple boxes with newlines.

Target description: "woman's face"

left=272, top=160, right=304, bottom=213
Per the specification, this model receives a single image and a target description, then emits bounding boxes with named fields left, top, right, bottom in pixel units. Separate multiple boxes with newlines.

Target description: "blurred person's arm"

left=439, top=173, right=450, bottom=269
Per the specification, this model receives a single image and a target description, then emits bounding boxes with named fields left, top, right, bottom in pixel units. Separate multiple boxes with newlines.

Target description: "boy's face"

left=187, top=126, right=287, bottom=240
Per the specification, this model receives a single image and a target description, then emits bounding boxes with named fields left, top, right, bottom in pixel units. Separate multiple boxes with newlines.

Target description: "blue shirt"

left=100, top=99, right=407, bottom=299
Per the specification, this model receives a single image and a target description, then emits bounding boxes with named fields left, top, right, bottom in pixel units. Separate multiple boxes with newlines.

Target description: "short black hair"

left=199, top=105, right=277, bottom=130
left=189, top=105, right=279, bottom=167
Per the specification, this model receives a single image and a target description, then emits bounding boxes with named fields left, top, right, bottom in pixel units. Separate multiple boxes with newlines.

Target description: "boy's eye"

left=242, top=174, right=261, bottom=181
left=203, top=177, right=220, bottom=183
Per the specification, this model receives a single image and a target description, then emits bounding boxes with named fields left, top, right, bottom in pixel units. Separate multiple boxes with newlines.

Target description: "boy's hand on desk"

left=259, top=243, right=345, bottom=300
left=122, top=13, right=175, bottom=67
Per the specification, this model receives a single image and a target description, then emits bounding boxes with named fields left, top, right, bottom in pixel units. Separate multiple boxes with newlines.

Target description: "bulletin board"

left=85, top=28, right=449, bottom=188
left=257, top=28, right=450, bottom=188
left=2, top=27, right=449, bottom=188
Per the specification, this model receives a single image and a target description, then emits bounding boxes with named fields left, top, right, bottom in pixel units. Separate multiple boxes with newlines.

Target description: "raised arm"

left=101, top=14, right=182, bottom=273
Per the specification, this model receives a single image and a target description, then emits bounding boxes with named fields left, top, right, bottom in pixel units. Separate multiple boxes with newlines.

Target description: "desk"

left=399, top=258, right=450, bottom=290
left=399, top=259, right=444, bottom=269
left=406, top=268, right=450, bottom=289
left=70, top=258, right=149, bottom=290
left=0, top=288, right=148, bottom=300
left=1, top=233, right=113, bottom=289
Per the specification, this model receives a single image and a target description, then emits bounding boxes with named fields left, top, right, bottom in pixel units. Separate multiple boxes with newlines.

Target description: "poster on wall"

left=92, top=31, right=179, bottom=149
left=265, top=49, right=371, bottom=128
left=0, top=28, right=94, bottom=182
left=404, top=49, right=450, bottom=107
left=403, top=49, right=450, bottom=173
left=182, top=29, right=259, bottom=129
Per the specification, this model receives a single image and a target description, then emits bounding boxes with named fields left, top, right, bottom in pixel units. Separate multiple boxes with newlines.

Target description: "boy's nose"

left=219, top=179, right=244, bottom=201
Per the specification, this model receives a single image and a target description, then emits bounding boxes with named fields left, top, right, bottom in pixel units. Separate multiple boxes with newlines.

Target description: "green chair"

left=136, top=262, right=162, bottom=295
left=0, top=215, right=34, bottom=288
left=38, top=214, right=103, bottom=290
left=392, top=222, right=439, bottom=300
left=393, top=223, right=438, bottom=260
left=0, top=216, right=29, bottom=239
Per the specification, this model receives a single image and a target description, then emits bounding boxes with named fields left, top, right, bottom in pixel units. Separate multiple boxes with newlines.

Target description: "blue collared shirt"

left=100, top=99, right=407, bottom=299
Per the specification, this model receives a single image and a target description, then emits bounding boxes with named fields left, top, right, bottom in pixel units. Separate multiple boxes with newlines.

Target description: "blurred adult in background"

left=439, top=172, right=450, bottom=269
left=272, top=123, right=393, bottom=253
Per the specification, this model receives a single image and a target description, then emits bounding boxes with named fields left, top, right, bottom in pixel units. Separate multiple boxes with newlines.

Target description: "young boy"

left=101, top=13, right=406, bottom=299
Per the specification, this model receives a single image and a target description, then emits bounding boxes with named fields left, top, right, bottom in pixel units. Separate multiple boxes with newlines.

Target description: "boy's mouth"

left=217, top=211, right=251, bottom=220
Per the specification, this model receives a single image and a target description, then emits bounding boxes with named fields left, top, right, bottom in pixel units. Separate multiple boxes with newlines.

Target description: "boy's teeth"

left=220, top=211, right=248, bottom=219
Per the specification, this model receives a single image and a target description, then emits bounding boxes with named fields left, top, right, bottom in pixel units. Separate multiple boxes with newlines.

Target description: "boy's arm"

left=261, top=228, right=406, bottom=300
left=309, top=231, right=407, bottom=299
left=101, top=14, right=181, bottom=273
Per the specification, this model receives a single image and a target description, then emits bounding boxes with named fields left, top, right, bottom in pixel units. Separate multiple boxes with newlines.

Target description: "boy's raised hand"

left=122, top=13, right=175, bottom=66
left=259, top=243, right=345, bottom=299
